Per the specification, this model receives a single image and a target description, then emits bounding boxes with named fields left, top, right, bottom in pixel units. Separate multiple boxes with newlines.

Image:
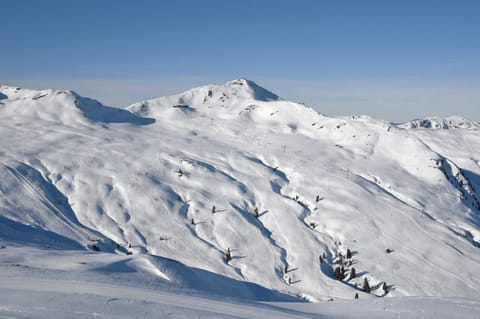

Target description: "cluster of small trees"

left=333, top=248, right=354, bottom=281
left=322, top=246, right=390, bottom=297
left=319, top=252, right=326, bottom=264
left=362, top=278, right=388, bottom=295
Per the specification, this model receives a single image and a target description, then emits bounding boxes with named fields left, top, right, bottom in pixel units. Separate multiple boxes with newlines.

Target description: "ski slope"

left=1, top=79, right=479, bottom=317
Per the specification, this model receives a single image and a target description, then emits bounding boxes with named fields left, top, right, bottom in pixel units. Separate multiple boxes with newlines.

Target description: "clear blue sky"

left=1, top=0, right=479, bottom=122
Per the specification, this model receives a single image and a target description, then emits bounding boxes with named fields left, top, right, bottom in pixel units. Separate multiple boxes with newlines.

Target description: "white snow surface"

left=0, top=80, right=480, bottom=317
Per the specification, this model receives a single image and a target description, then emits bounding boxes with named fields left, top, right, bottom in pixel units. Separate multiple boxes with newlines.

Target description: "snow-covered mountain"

left=1, top=80, right=479, bottom=317
left=398, top=116, right=480, bottom=130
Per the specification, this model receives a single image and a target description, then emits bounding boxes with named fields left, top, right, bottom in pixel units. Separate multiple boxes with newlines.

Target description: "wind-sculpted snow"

left=0, top=80, right=479, bottom=312
left=74, top=95, right=155, bottom=125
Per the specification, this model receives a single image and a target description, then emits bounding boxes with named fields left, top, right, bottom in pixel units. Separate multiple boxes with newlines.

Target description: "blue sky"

left=1, top=0, right=479, bottom=121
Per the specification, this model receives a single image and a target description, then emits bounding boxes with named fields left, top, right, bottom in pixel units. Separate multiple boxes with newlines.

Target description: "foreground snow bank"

left=1, top=276, right=479, bottom=319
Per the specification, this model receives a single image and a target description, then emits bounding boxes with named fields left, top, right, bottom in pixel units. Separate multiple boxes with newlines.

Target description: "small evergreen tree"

left=316, top=195, right=320, bottom=202
left=382, top=282, right=388, bottom=294
left=336, top=255, right=343, bottom=265
left=363, top=277, right=371, bottom=293
left=225, top=248, right=232, bottom=263
left=349, top=267, right=356, bottom=280
left=334, top=266, right=345, bottom=280
left=212, top=205, right=216, bottom=214
left=284, top=264, right=288, bottom=274
left=354, top=293, right=359, bottom=299
left=254, top=207, right=259, bottom=218
left=346, top=248, right=352, bottom=259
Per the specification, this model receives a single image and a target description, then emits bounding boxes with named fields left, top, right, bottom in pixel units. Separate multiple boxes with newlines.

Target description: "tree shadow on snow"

left=285, top=267, right=299, bottom=274
left=231, top=255, right=247, bottom=260
left=258, top=210, right=269, bottom=217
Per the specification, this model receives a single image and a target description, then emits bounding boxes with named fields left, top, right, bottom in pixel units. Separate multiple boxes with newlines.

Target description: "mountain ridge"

left=3, top=81, right=478, bottom=128
left=1, top=79, right=479, bottom=301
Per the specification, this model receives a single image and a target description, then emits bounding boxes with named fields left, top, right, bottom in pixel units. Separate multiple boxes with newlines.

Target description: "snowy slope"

left=1, top=270, right=479, bottom=319
left=1, top=80, right=480, bottom=315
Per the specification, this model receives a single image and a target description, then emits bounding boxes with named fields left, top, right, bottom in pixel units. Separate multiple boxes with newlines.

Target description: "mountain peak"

left=128, top=78, right=282, bottom=116
left=225, top=78, right=280, bottom=101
